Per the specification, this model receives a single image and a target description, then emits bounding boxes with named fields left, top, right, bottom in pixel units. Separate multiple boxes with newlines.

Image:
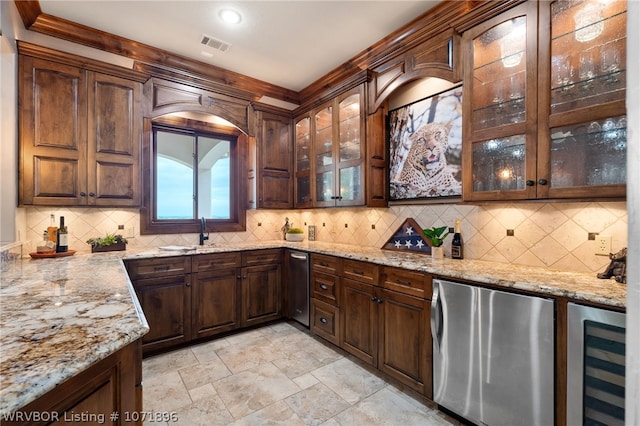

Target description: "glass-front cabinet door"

left=335, top=89, right=364, bottom=206
left=539, top=0, right=627, bottom=199
left=294, top=115, right=312, bottom=208
left=463, top=0, right=627, bottom=201
left=295, top=85, right=365, bottom=208
left=463, top=2, right=538, bottom=201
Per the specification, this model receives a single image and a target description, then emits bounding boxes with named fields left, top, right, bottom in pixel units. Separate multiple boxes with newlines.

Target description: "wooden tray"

left=29, top=249, right=76, bottom=259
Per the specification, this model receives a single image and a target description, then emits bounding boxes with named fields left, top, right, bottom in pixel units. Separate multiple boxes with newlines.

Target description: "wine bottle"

left=47, top=214, right=58, bottom=245
left=56, top=216, right=69, bottom=253
left=451, top=218, right=464, bottom=259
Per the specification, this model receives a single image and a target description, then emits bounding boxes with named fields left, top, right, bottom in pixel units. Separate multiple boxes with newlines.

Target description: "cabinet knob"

left=376, top=298, right=383, bottom=304
left=89, top=192, right=96, bottom=197
left=371, top=296, right=377, bottom=301
left=185, top=282, right=191, bottom=287
left=237, top=275, right=241, bottom=279
left=320, top=317, right=328, bottom=324
left=80, top=192, right=86, bottom=197
left=320, top=284, right=328, bottom=290
left=525, top=180, right=535, bottom=186
left=538, top=179, right=548, bottom=186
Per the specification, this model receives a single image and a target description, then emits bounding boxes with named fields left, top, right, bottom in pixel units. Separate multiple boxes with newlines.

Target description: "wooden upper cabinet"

left=462, top=0, right=627, bottom=201
left=19, top=51, right=144, bottom=207
left=254, top=110, right=293, bottom=209
left=294, top=85, right=366, bottom=208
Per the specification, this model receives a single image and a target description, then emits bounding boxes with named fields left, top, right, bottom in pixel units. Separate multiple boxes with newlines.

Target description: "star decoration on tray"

left=381, top=218, right=431, bottom=255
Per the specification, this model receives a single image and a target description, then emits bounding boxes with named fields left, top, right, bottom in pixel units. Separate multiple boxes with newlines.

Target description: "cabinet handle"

left=376, top=298, right=383, bottom=304
left=243, top=275, right=248, bottom=279
left=396, top=279, right=411, bottom=286
left=351, top=270, right=364, bottom=275
left=237, top=275, right=242, bottom=279
left=371, top=296, right=377, bottom=302
left=89, top=192, right=96, bottom=197
left=538, top=179, right=548, bottom=186
left=526, top=180, right=535, bottom=186
left=185, top=282, right=191, bottom=287
left=319, top=262, right=329, bottom=267
left=320, top=284, right=328, bottom=290
left=320, top=317, right=328, bottom=324
left=153, top=265, right=170, bottom=272
left=80, top=192, right=86, bottom=197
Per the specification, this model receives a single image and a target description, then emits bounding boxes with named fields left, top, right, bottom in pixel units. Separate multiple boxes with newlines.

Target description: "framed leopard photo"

left=388, top=85, right=463, bottom=201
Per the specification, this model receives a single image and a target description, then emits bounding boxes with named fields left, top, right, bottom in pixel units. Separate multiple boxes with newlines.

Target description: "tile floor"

left=142, top=321, right=457, bottom=426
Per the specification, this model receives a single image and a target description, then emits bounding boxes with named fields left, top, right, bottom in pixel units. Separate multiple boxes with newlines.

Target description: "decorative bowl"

left=285, top=233, right=305, bottom=242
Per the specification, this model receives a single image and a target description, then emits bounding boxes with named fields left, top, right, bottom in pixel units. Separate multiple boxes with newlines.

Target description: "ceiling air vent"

left=200, top=34, right=232, bottom=53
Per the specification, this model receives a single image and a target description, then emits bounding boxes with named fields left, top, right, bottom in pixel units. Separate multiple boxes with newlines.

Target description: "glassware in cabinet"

left=294, top=116, right=312, bottom=207
left=549, top=0, right=627, bottom=115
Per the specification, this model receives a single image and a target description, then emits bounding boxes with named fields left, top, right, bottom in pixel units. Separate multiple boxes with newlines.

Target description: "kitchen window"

left=140, top=119, right=247, bottom=234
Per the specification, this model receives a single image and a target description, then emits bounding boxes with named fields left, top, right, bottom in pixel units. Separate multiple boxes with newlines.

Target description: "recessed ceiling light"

left=219, top=9, right=242, bottom=24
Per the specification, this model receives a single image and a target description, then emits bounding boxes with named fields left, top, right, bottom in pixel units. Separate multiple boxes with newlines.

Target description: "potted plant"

left=86, top=233, right=128, bottom=253
left=285, top=227, right=305, bottom=242
left=422, top=226, right=449, bottom=259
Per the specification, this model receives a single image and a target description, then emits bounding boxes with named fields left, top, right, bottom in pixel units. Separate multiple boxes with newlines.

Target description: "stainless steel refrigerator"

left=431, top=279, right=555, bottom=426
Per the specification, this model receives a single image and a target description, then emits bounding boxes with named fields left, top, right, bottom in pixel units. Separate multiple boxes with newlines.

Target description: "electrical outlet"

left=595, top=235, right=611, bottom=255
left=125, top=226, right=135, bottom=238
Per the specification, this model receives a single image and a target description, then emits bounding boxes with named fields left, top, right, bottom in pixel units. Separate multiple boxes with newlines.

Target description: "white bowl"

left=285, top=233, right=305, bottom=242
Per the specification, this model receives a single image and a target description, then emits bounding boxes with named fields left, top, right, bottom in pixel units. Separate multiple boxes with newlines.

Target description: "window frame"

left=140, top=116, right=247, bottom=235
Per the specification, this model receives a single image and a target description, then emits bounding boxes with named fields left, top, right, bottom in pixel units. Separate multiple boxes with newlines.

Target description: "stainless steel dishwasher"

left=288, top=251, right=309, bottom=327
left=431, top=279, right=555, bottom=426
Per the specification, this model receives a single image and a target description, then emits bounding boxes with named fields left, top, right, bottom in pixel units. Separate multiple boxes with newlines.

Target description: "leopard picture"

left=392, top=122, right=461, bottom=198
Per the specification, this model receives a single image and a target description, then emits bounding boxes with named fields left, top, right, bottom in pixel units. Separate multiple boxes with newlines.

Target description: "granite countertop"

left=0, top=252, right=149, bottom=416
left=127, top=240, right=627, bottom=309
left=1, top=239, right=625, bottom=415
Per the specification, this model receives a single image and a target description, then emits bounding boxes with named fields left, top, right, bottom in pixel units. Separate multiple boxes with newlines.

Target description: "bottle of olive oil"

left=451, top=218, right=464, bottom=260
left=47, top=214, right=58, bottom=246
left=56, top=216, right=68, bottom=253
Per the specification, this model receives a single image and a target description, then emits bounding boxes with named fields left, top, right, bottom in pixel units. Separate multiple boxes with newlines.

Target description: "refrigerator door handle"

left=431, top=282, right=443, bottom=350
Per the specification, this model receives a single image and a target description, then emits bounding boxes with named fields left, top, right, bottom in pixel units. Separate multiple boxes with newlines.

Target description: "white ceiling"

left=38, top=1, right=439, bottom=92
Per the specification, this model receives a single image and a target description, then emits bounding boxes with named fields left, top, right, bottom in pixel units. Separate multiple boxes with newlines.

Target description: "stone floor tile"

left=143, top=371, right=192, bottom=413
left=229, top=400, right=306, bottom=426
left=142, top=347, right=199, bottom=379
left=284, top=382, right=351, bottom=426
left=178, top=356, right=232, bottom=390
left=311, top=358, right=386, bottom=404
left=169, top=394, right=234, bottom=426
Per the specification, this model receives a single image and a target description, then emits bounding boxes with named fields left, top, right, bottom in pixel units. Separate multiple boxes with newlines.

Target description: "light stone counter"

left=1, top=239, right=625, bottom=415
left=0, top=252, right=149, bottom=416
left=128, top=240, right=626, bottom=308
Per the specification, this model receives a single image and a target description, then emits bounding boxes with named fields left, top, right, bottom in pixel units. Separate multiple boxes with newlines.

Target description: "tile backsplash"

left=20, top=201, right=627, bottom=274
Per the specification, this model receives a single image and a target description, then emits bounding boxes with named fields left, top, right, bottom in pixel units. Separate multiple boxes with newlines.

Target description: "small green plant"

left=86, top=233, right=128, bottom=247
left=287, top=227, right=304, bottom=234
left=422, top=226, right=449, bottom=247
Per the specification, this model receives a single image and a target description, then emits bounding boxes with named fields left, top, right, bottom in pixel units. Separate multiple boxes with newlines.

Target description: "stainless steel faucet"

left=199, top=217, right=209, bottom=245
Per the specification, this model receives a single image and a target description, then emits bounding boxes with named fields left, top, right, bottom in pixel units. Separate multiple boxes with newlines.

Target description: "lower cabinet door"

left=241, top=264, right=282, bottom=327
left=192, top=269, right=239, bottom=340
left=378, top=288, right=432, bottom=397
left=134, top=275, right=191, bottom=354
left=341, top=278, right=377, bottom=366
left=311, top=298, right=340, bottom=345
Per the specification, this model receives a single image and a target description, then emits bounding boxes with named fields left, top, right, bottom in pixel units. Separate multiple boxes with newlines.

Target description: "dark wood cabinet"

left=310, top=254, right=343, bottom=344
left=192, top=268, right=239, bottom=339
left=294, top=85, right=366, bottom=208
left=132, top=274, right=192, bottom=354
left=462, top=0, right=627, bottom=201
left=241, top=263, right=282, bottom=327
left=251, top=110, right=293, bottom=209
left=126, top=250, right=283, bottom=355
left=19, top=47, right=145, bottom=207
left=6, top=340, right=142, bottom=426
left=341, top=277, right=379, bottom=366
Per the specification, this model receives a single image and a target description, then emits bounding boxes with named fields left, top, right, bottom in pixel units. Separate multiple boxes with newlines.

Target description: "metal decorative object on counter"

left=597, top=247, right=627, bottom=283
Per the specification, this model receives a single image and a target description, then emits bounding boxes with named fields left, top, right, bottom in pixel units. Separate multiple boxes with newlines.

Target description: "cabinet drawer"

left=342, top=259, right=378, bottom=285
left=194, top=252, right=241, bottom=272
left=382, top=267, right=432, bottom=299
left=125, top=256, right=191, bottom=280
left=242, top=249, right=282, bottom=266
left=311, top=299, right=340, bottom=346
left=311, top=254, right=342, bottom=275
left=312, top=272, right=340, bottom=306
